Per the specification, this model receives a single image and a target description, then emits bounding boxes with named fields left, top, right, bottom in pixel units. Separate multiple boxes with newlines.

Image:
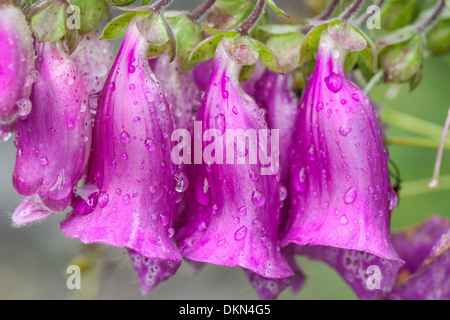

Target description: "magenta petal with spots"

left=385, top=216, right=450, bottom=300
left=178, top=41, right=293, bottom=279
left=71, top=30, right=115, bottom=95
left=60, top=19, right=182, bottom=266
left=128, top=249, right=182, bottom=295
left=296, top=245, right=402, bottom=300
left=281, top=31, right=401, bottom=265
left=13, top=40, right=91, bottom=214
left=0, top=4, right=36, bottom=125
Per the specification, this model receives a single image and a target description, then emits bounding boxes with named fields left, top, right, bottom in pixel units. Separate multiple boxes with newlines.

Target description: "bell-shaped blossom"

left=149, top=52, right=200, bottom=130
left=60, top=19, right=182, bottom=293
left=177, top=40, right=293, bottom=280
left=12, top=40, right=91, bottom=225
left=281, top=31, right=401, bottom=264
left=0, top=4, right=36, bottom=125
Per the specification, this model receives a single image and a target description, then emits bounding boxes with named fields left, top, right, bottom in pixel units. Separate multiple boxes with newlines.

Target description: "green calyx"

left=69, top=0, right=107, bottom=35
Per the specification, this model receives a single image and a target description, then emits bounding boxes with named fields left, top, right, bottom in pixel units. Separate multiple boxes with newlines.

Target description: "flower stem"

left=384, top=137, right=450, bottom=150
left=341, top=0, right=363, bottom=21
left=382, top=107, right=450, bottom=141
left=237, top=0, right=265, bottom=36
left=428, top=107, right=450, bottom=188
left=364, top=70, right=383, bottom=94
left=416, top=0, right=446, bottom=34
left=188, top=0, right=217, bottom=21
left=150, top=0, right=173, bottom=13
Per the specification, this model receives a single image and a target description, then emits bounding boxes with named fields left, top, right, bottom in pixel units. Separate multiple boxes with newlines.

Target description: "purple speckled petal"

left=0, top=4, right=36, bottom=125
left=11, top=196, right=54, bottom=227
left=150, top=53, right=201, bottom=130
left=384, top=217, right=450, bottom=300
left=60, top=19, right=182, bottom=264
left=245, top=247, right=305, bottom=300
left=392, top=215, right=450, bottom=276
left=241, top=61, right=266, bottom=97
left=193, top=60, right=213, bottom=92
left=71, top=30, right=114, bottom=95
left=128, top=249, right=182, bottom=295
left=178, top=41, right=293, bottom=279
left=13, top=40, right=91, bottom=213
left=295, top=244, right=402, bottom=300
left=281, top=31, right=401, bottom=264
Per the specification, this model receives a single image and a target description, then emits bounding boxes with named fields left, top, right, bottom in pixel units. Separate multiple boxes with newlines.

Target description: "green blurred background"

left=0, top=0, right=449, bottom=300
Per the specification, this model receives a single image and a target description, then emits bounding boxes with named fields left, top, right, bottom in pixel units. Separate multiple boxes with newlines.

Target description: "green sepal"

left=166, top=14, right=204, bottom=71
left=104, top=0, right=138, bottom=6
left=100, top=12, right=136, bottom=39
left=188, top=35, right=224, bottom=66
left=426, top=13, right=450, bottom=56
left=265, top=31, right=303, bottom=73
left=31, top=0, right=67, bottom=42
left=69, top=0, right=107, bottom=35
left=264, top=0, right=289, bottom=17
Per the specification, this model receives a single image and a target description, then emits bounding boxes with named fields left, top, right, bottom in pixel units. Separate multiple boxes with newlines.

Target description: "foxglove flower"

left=281, top=31, right=401, bottom=264
left=60, top=18, right=182, bottom=293
left=12, top=40, right=90, bottom=225
left=0, top=3, right=36, bottom=126
left=178, top=40, right=293, bottom=280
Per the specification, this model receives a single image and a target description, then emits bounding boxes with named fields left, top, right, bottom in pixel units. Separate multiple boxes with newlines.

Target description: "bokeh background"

left=0, top=0, right=449, bottom=300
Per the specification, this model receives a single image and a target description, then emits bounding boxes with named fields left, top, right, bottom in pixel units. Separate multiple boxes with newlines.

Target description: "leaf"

left=352, top=24, right=378, bottom=73
left=64, top=24, right=80, bottom=55
left=248, top=38, right=282, bottom=74
left=264, top=0, right=289, bottom=17
left=31, top=0, right=67, bottom=42
left=202, top=25, right=240, bottom=37
left=239, top=64, right=256, bottom=82
left=376, top=27, right=417, bottom=47
left=100, top=12, right=136, bottom=39
left=69, top=0, right=107, bottom=35
left=299, top=22, right=328, bottom=64
left=104, top=0, right=138, bottom=6
left=223, top=36, right=259, bottom=66
left=135, top=12, right=168, bottom=46
left=188, top=35, right=223, bottom=66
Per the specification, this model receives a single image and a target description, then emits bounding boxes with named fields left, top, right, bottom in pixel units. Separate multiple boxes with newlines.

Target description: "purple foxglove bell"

left=281, top=31, right=401, bottom=264
left=149, top=52, right=200, bottom=130
left=60, top=18, right=182, bottom=293
left=0, top=4, right=36, bottom=125
left=12, top=40, right=91, bottom=225
left=177, top=40, right=293, bottom=280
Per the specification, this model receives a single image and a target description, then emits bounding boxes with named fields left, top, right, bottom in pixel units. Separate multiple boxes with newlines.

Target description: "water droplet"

left=253, top=219, right=262, bottom=228
left=279, top=185, right=288, bottom=201
left=295, top=167, right=307, bottom=193
left=222, top=90, right=229, bottom=99
left=340, top=99, right=347, bottom=105
left=340, top=214, right=348, bottom=225
left=339, top=124, right=352, bottom=137
left=215, top=113, right=226, bottom=135
left=234, top=226, right=248, bottom=241
left=239, top=206, right=247, bottom=216
left=145, top=92, right=154, bottom=102
left=16, top=98, right=32, bottom=117
left=217, top=239, right=226, bottom=247
left=158, top=102, right=167, bottom=112
left=39, top=156, right=48, bottom=166
left=145, top=138, right=156, bottom=151
left=233, top=217, right=240, bottom=224
left=195, top=177, right=210, bottom=206
left=316, top=102, right=324, bottom=112
left=251, top=190, right=266, bottom=207
left=351, top=93, right=360, bottom=101
left=168, top=227, right=175, bottom=238
left=249, top=170, right=258, bottom=181
left=109, top=82, right=116, bottom=92
left=232, top=106, right=238, bottom=114
left=122, top=152, right=128, bottom=160
left=128, top=65, right=136, bottom=73
left=174, top=172, right=189, bottom=193
left=324, top=72, right=343, bottom=93
left=149, top=186, right=157, bottom=194
left=122, top=194, right=130, bottom=204
left=129, top=83, right=135, bottom=90
left=344, top=186, right=357, bottom=204
left=133, top=116, right=141, bottom=123
left=120, top=131, right=130, bottom=143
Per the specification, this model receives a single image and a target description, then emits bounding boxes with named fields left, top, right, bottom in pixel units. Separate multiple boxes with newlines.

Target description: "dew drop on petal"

left=251, top=190, right=266, bottom=207
left=344, top=186, right=357, bottom=204
left=234, top=226, right=248, bottom=241
left=174, top=172, right=189, bottom=193
left=325, top=72, right=343, bottom=93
